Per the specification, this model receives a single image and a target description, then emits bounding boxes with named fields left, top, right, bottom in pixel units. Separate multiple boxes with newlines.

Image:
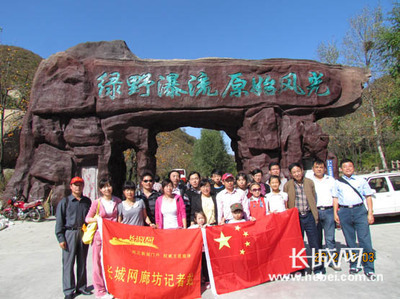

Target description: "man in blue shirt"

left=333, top=159, right=376, bottom=280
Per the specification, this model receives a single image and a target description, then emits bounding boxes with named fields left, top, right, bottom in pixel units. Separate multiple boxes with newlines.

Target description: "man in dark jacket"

left=136, top=172, right=161, bottom=224
left=55, top=177, right=92, bottom=299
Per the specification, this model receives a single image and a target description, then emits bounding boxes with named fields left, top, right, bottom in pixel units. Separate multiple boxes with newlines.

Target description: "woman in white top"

left=155, top=179, right=187, bottom=229
left=190, top=178, right=218, bottom=225
left=85, top=177, right=121, bottom=299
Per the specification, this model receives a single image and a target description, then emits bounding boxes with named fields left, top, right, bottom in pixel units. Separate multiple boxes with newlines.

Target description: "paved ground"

left=1, top=216, right=400, bottom=299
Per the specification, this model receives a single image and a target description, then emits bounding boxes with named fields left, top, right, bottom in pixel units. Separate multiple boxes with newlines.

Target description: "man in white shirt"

left=216, top=173, right=249, bottom=224
left=332, top=159, right=376, bottom=280
left=310, top=159, right=341, bottom=271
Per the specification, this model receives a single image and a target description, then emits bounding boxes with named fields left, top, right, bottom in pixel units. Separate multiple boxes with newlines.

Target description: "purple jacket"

left=155, top=194, right=186, bottom=229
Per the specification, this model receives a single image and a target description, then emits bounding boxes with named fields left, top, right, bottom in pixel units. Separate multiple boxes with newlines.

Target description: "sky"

left=0, top=0, right=394, bottom=151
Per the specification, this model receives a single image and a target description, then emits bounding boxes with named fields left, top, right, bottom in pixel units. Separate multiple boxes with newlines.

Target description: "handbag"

left=82, top=200, right=100, bottom=245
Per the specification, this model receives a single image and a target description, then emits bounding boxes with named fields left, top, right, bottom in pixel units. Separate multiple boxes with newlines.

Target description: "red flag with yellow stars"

left=203, top=208, right=306, bottom=295
left=101, top=219, right=202, bottom=299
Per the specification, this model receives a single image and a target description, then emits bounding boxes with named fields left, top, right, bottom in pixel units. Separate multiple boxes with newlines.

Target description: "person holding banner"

left=155, top=178, right=187, bottom=229
left=85, top=178, right=122, bottom=299
left=118, top=181, right=156, bottom=227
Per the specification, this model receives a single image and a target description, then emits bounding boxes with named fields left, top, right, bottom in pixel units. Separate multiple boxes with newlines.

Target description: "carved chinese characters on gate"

left=96, top=70, right=331, bottom=101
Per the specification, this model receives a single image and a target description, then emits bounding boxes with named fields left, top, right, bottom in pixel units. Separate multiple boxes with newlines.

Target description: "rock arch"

left=3, top=40, right=369, bottom=204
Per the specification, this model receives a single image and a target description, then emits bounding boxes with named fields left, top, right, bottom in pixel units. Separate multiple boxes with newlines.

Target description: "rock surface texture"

left=3, top=40, right=369, bottom=204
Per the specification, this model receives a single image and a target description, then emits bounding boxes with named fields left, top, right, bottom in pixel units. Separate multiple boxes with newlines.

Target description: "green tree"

left=155, top=129, right=196, bottom=178
left=192, top=129, right=236, bottom=177
left=377, top=2, right=400, bottom=130
left=317, top=5, right=392, bottom=170
left=343, top=5, right=388, bottom=170
left=0, top=45, right=42, bottom=180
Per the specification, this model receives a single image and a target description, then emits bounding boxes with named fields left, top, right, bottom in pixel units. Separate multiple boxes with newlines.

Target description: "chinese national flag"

left=204, top=208, right=306, bottom=295
left=101, top=219, right=202, bottom=299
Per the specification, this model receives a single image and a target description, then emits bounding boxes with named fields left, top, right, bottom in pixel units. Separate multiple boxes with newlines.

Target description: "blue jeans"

left=317, top=208, right=336, bottom=250
left=338, top=205, right=374, bottom=273
left=299, top=212, right=323, bottom=273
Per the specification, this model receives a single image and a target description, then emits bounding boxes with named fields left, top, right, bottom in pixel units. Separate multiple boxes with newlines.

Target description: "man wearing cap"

left=216, top=173, right=250, bottom=224
left=55, top=177, right=92, bottom=299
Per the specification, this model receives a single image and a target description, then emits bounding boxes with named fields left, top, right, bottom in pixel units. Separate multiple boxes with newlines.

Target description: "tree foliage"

left=0, top=45, right=42, bottom=109
left=156, top=129, right=196, bottom=179
left=318, top=75, right=397, bottom=171
left=315, top=5, right=400, bottom=171
left=316, top=40, right=340, bottom=64
left=377, top=2, right=400, bottom=130
left=342, top=5, right=384, bottom=72
left=192, top=129, right=236, bottom=177
left=0, top=45, right=42, bottom=179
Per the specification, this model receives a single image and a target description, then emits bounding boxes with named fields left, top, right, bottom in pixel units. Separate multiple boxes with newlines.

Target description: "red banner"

left=204, top=208, right=306, bottom=295
left=101, top=219, right=202, bottom=299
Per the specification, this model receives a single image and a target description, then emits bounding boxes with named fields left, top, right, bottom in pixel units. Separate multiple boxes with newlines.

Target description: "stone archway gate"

left=3, top=41, right=368, bottom=204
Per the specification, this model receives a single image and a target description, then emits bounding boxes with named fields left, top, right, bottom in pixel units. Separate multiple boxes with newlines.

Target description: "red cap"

left=222, top=173, right=234, bottom=181
left=70, top=176, right=84, bottom=185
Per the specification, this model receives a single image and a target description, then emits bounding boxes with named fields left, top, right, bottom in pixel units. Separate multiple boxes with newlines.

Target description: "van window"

left=389, top=176, right=400, bottom=191
left=368, top=178, right=389, bottom=193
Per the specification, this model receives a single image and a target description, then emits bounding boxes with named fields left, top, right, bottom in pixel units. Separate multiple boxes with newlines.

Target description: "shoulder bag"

left=82, top=200, right=100, bottom=245
left=338, top=177, right=364, bottom=201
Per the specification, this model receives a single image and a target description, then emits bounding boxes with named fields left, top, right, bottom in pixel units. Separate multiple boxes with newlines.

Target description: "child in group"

left=236, top=173, right=249, bottom=196
left=210, top=169, right=225, bottom=195
left=248, top=182, right=267, bottom=221
left=189, top=211, right=207, bottom=229
left=227, top=203, right=246, bottom=223
left=189, top=211, right=210, bottom=289
left=265, top=175, right=288, bottom=213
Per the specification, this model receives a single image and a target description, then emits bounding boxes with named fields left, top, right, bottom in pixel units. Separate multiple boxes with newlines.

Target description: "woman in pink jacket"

left=155, top=178, right=187, bottom=229
left=85, top=178, right=121, bottom=299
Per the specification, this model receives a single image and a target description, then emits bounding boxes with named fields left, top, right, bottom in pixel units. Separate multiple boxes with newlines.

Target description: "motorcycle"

left=2, top=192, right=45, bottom=222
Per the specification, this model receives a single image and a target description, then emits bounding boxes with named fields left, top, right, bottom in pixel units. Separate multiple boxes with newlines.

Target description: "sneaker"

left=349, top=267, right=362, bottom=274
left=365, top=272, right=377, bottom=281
left=329, top=264, right=342, bottom=271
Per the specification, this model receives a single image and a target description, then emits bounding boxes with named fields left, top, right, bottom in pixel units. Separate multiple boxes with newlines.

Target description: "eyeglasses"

left=251, top=188, right=261, bottom=192
left=143, top=180, right=153, bottom=183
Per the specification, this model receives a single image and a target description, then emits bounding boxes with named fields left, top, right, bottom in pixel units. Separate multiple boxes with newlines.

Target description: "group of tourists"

left=55, top=158, right=377, bottom=299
